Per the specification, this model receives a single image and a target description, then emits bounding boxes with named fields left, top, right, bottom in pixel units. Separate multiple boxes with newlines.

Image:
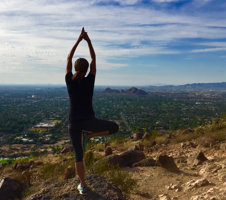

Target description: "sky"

left=0, top=0, right=226, bottom=86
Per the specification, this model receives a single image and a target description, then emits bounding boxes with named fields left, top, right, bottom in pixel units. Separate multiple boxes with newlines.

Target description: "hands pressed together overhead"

left=78, top=27, right=90, bottom=42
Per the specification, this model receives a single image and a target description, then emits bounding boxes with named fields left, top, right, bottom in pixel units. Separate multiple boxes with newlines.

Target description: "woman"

left=65, top=27, right=119, bottom=195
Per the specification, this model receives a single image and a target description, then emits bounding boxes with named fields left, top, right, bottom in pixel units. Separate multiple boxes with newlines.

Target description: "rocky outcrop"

left=26, top=174, right=125, bottom=200
left=103, top=87, right=148, bottom=95
left=105, top=150, right=145, bottom=167
left=156, top=154, right=179, bottom=172
left=0, top=177, right=24, bottom=200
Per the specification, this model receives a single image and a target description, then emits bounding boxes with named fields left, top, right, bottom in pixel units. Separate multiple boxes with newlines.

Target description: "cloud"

left=0, top=0, right=226, bottom=84
left=152, top=0, right=180, bottom=3
left=191, top=47, right=226, bottom=53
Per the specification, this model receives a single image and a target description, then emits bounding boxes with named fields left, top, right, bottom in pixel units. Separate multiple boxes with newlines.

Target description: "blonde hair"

left=72, top=58, right=89, bottom=81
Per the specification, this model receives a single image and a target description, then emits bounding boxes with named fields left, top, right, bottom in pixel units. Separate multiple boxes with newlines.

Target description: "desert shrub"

left=172, top=131, right=199, bottom=143
left=108, top=134, right=128, bottom=144
left=213, top=130, right=226, bottom=141
left=94, top=143, right=105, bottom=152
left=14, top=171, right=32, bottom=186
left=197, top=136, right=215, bottom=147
left=89, top=158, right=137, bottom=198
left=195, top=127, right=205, bottom=135
left=141, top=130, right=162, bottom=146
left=154, top=135, right=169, bottom=145
left=84, top=150, right=104, bottom=171
left=0, top=158, right=14, bottom=165
left=40, top=157, right=74, bottom=180
left=211, top=118, right=225, bottom=131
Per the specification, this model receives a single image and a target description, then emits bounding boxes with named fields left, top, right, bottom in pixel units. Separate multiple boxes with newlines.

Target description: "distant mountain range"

left=102, top=87, right=148, bottom=95
left=101, top=82, right=226, bottom=94
left=143, top=82, right=226, bottom=92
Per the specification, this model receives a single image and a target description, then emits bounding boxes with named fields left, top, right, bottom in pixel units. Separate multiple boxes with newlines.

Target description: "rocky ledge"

left=26, top=174, right=125, bottom=200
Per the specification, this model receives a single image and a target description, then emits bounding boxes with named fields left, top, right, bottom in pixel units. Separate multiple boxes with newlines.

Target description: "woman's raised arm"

left=66, top=27, right=85, bottom=74
left=83, top=31, right=96, bottom=76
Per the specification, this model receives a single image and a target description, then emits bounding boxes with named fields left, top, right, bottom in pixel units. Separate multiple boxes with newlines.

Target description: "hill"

left=103, top=87, right=148, bottom=95
left=144, top=82, right=226, bottom=92
left=0, top=117, right=226, bottom=200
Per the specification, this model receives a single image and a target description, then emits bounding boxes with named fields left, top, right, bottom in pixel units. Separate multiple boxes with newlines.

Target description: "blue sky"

left=0, top=0, right=226, bottom=85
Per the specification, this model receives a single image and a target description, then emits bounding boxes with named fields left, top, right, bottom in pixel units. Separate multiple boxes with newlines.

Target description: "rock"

left=220, top=143, right=226, bottom=151
left=139, top=143, right=144, bottom=151
left=218, top=168, right=226, bottom=182
left=128, top=145, right=139, bottom=151
left=183, top=178, right=211, bottom=191
left=26, top=174, right=125, bottom=200
left=64, top=165, right=75, bottom=180
left=61, top=145, right=73, bottom=154
left=158, top=194, right=170, bottom=200
left=132, top=157, right=156, bottom=167
left=104, top=142, right=110, bottom=148
left=193, top=151, right=208, bottom=166
left=132, top=132, right=144, bottom=140
left=119, top=150, right=145, bottom=167
left=105, top=150, right=145, bottom=167
left=199, top=163, right=222, bottom=177
left=190, top=185, right=225, bottom=200
left=181, top=141, right=197, bottom=148
left=156, top=154, right=179, bottom=172
left=0, top=177, right=24, bottom=200
left=166, top=183, right=182, bottom=192
left=105, top=154, right=124, bottom=167
left=105, top=146, right=113, bottom=156
left=13, top=161, right=34, bottom=171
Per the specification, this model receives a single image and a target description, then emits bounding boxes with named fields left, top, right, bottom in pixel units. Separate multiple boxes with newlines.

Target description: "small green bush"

left=108, top=134, right=128, bottom=144
left=86, top=157, right=137, bottom=198
left=40, top=157, right=74, bottom=180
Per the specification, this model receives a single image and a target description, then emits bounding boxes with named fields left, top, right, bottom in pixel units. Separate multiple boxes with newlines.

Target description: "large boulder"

left=105, top=154, right=125, bottom=167
left=0, top=177, right=24, bottom=200
left=119, top=150, right=145, bottom=167
left=156, top=154, right=179, bottom=172
left=105, top=150, right=145, bottom=167
left=26, top=174, right=125, bottom=200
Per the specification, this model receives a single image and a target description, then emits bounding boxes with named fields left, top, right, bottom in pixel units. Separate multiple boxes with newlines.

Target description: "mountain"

left=102, top=87, right=120, bottom=94
left=103, top=87, right=148, bottom=95
left=123, top=87, right=148, bottom=95
left=144, top=82, right=226, bottom=92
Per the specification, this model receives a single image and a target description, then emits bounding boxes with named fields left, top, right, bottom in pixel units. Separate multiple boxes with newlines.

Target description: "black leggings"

left=68, top=117, right=119, bottom=162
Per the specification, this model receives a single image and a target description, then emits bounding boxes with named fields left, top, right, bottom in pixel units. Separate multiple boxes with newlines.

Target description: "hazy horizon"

left=0, top=0, right=226, bottom=85
left=0, top=81, right=225, bottom=88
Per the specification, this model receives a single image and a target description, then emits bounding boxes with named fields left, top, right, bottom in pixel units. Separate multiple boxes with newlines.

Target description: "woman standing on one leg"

left=65, top=27, right=119, bottom=195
